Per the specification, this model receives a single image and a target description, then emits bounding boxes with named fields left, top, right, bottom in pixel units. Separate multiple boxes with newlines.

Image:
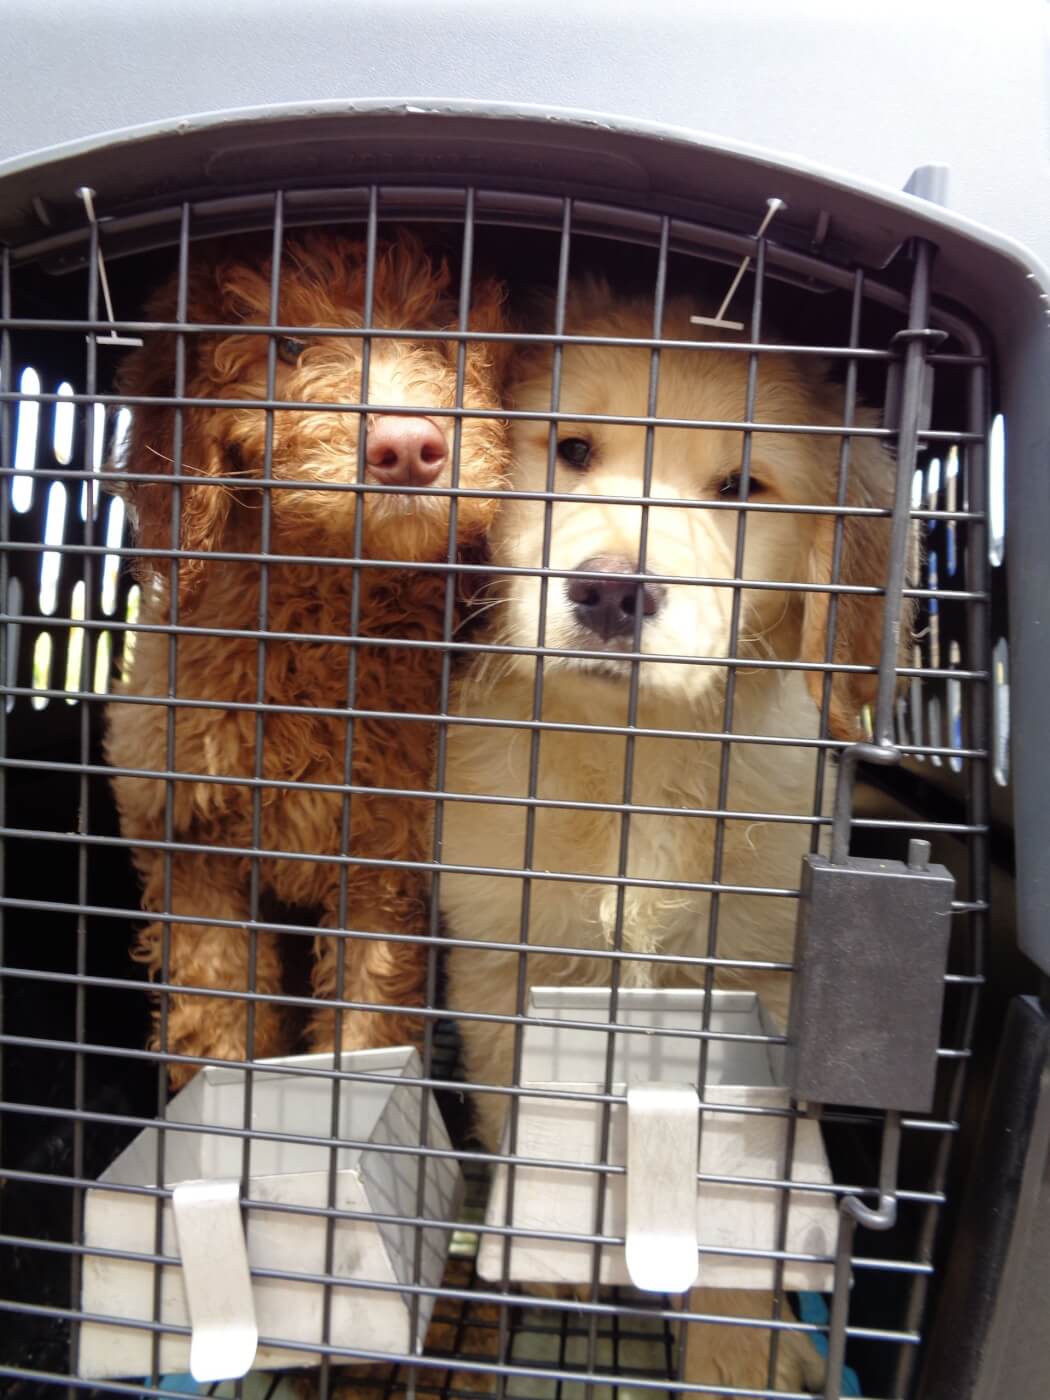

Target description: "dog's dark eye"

left=718, top=470, right=767, bottom=497
left=557, top=437, right=593, bottom=470
left=276, top=337, right=308, bottom=366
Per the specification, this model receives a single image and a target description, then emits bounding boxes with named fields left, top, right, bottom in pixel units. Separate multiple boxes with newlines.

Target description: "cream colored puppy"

left=441, top=283, right=896, bottom=1393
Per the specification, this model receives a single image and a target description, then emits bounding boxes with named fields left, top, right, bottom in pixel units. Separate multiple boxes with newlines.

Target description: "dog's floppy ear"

left=467, top=276, right=514, bottom=387
left=500, top=287, right=560, bottom=404
left=115, top=266, right=233, bottom=614
left=800, top=432, right=903, bottom=741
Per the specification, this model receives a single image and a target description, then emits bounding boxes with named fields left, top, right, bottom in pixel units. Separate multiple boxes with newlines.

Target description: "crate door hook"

left=76, top=186, right=144, bottom=348
left=691, top=197, right=786, bottom=331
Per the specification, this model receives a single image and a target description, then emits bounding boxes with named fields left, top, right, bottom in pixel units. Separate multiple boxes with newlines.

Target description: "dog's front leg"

left=307, top=863, right=429, bottom=1054
left=134, top=849, right=288, bottom=1089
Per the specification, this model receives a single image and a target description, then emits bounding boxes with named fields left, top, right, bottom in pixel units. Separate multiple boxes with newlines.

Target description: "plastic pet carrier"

left=1, top=4, right=1049, bottom=1400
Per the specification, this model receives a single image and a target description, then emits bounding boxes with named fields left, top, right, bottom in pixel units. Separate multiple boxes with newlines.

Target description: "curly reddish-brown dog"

left=105, top=230, right=509, bottom=1088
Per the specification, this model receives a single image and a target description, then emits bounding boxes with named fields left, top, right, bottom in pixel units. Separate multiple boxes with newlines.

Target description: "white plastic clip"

left=171, top=1179, right=258, bottom=1382
left=691, top=197, right=787, bottom=331
left=76, top=187, right=144, bottom=348
left=624, top=1082, right=700, bottom=1293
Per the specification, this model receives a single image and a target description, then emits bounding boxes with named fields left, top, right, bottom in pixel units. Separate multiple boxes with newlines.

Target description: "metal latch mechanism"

left=788, top=807, right=954, bottom=1116
left=789, top=742, right=955, bottom=1400
left=785, top=233, right=957, bottom=1400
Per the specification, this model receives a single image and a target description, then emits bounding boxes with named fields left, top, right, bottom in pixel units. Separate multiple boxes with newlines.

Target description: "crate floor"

left=305, top=1256, right=677, bottom=1400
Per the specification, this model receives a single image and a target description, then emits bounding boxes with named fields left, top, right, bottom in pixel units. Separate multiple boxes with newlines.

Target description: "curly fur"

left=105, top=230, right=510, bottom=1088
left=439, top=286, right=903, bottom=1394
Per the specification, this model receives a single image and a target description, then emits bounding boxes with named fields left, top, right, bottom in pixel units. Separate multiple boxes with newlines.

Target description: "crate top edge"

left=1, top=99, right=1048, bottom=318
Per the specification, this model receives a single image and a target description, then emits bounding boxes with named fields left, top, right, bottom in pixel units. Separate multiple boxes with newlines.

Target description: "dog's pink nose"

left=365, top=415, right=448, bottom=487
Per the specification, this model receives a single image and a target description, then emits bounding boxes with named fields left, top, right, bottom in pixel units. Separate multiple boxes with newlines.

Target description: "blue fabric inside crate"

left=147, top=1373, right=300, bottom=1398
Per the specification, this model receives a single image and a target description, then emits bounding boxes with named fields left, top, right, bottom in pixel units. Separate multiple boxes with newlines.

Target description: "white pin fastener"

left=691, top=197, right=787, bottom=332
left=75, top=187, right=144, bottom=348
left=171, top=1179, right=258, bottom=1383
left=624, top=1082, right=700, bottom=1293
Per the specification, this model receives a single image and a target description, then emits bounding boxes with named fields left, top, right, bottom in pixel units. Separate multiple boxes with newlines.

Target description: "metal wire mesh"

left=0, top=182, right=993, bottom=1400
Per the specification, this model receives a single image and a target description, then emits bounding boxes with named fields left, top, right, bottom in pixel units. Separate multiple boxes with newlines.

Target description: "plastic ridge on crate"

left=79, top=1047, right=463, bottom=1380
left=479, top=988, right=837, bottom=1292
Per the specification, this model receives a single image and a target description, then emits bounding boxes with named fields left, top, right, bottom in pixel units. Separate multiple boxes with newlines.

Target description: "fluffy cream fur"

left=105, top=230, right=510, bottom=1088
left=440, top=285, right=899, bottom=1393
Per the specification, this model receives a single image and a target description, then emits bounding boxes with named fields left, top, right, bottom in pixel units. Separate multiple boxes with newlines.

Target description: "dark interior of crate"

left=0, top=200, right=1023, bottom=1399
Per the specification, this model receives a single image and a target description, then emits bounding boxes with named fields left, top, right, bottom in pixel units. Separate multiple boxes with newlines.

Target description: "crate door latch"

left=171, top=1179, right=259, bottom=1382
left=625, top=1081, right=700, bottom=1293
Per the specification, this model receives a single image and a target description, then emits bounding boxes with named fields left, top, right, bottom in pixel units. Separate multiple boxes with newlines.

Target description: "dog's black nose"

left=566, top=555, right=666, bottom=641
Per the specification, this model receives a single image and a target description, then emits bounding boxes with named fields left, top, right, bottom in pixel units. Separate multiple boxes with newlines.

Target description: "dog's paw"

left=683, top=1289, right=826, bottom=1396
left=685, top=1328, right=825, bottom=1395
left=777, top=1325, right=827, bottom=1393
